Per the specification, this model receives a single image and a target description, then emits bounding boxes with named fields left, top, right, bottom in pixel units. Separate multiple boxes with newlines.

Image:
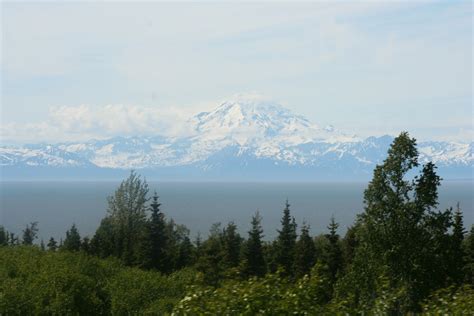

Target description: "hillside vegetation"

left=1, top=132, right=473, bottom=315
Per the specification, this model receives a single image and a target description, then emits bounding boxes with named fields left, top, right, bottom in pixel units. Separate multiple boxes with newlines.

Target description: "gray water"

left=0, top=181, right=472, bottom=242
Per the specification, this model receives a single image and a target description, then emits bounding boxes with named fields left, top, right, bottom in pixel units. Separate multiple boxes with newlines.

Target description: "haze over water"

left=1, top=180, right=472, bottom=242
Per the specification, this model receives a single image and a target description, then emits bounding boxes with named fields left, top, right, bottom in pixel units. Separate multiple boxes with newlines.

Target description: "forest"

left=1, top=132, right=473, bottom=315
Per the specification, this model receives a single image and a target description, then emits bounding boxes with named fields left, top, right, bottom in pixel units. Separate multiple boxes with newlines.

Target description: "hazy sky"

left=1, top=1, right=472, bottom=143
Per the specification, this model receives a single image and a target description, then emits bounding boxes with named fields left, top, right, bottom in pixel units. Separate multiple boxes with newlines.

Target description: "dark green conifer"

left=144, top=192, right=169, bottom=272
left=196, top=223, right=224, bottom=286
left=450, top=203, right=465, bottom=283
left=463, top=225, right=474, bottom=284
left=63, top=224, right=81, bottom=251
left=177, top=235, right=194, bottom=269
left=222, top=221, right=242, bottom=268
left=47, top=237, right=58, bottom=251
left=0, top=226, right=8, bottom=246
left=294, top=222, right=316, bottom=278
left=81, top=236, right=91, bottom=253
left=275, top=200, right=297, bottom=276
left=242, top=212, right=266, bottom=277
left=324, top=216, right=342, bottom=284
left=22, top=222, right=38, bottom=245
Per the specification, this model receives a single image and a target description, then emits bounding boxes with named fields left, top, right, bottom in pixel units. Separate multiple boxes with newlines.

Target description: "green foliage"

left=222, top=221, right=242, bottom=269
left=62, top=223, right=81, bottom=252
left=173, top=263, right=334, bottom=315
left=341, top=224, right=358, bottom=268
left=104, top=170, right=149, bottom=265
left=294, top=222, right=316, bottom=278
left=450, top=203, right=466, bottom=284
left=0, top=226, right=9, bottom=246
left=3, top=136, right=472, bottom=314
left=421, top=285, right=474, bottom=315
left=0, top=246, right=117, bottom=315
left=196, top=223, right=225, bottom=286
left=143, top=191, right=169, bottom=272
left=108, top=269, right=171, bottom=314
left=22, top=222, right=38, bottom=245
left=324, top=216, right=343, bottom=287
left=341, top=132, right=458, bottom=313
left=464, top=225, right=474, bottom=284
left=275, top=200, right=297, bottom=276
left=241, top=212, right=266, bottom=277
left=0, top=246, right=197, bottom=315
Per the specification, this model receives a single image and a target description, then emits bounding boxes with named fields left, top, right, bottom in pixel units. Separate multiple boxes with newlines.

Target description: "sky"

left=1, top=1, right=472, bottom=144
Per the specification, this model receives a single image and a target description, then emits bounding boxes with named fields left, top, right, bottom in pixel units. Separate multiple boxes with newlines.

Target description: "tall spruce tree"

left=81, top=237, right=90, bottom=253
left=242, top=211, right=266, bottom=277
left=324, top=216, right=342, bottom=285
left=0, top=226, right=8, bottom=246
left=451, top=203, right=466, bottom=284
left=90, top=217, right=115, bottom=258
left=145, top=192, right=169, bottom=272
left=22, top=222, right=38, bottom=245
left=47, top=237, right=58, bottom=251
left=294, top=222, right=316, bottom=278
left=222, top=221, right=242, bottom=268
left=341, top=224, right=359, bottom=269
left=463, top=225, right=474, bottom=284
left=196, top=223, right=224, bottom=286
left=275, top=200, right=297, bottom=276
left=63, top=224, right=81, bottom=251
left=177, top=235, right=195, bottom=269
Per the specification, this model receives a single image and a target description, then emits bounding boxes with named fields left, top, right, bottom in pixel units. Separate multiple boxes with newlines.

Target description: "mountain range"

left=1, top=95, right=472, bottom=181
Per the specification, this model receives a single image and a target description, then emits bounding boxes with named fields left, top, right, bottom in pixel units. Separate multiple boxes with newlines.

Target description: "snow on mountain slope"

left=190, top=93, right=356, bottom=145
left=1, top=95, right=472, bottom=179
left=0, top=146, right=90, bottom=167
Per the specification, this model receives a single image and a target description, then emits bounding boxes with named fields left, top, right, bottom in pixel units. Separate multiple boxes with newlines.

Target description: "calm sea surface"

left=1, top=181, right=472, bottom=241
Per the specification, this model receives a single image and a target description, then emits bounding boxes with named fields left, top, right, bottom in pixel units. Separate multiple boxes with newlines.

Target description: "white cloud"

left=1, top=104, right=202, bottom=144
left=1, top=2, right=471, bottom=143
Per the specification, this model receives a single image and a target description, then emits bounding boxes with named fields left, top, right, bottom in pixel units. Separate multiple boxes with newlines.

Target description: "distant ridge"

left=1, top=95, right=472, bottom=180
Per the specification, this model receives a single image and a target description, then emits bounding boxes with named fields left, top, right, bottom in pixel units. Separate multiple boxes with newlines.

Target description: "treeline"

left=1, top=132, right=473, bottom=314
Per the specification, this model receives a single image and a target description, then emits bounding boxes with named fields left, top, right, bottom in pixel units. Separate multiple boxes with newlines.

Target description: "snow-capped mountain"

left=1, top=95, right=472, bottom=180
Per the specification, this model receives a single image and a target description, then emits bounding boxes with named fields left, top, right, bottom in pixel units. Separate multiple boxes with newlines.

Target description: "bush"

left=0, top=246, right=196, bottom=315
left=421, top=285, right=474, bottom=315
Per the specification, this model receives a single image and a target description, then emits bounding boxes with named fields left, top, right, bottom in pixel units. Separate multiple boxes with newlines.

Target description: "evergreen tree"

left=177, top=235, right=195, bottom=269
left=463, top=225, right=474, bottom=284
left=145, top=192, right=169, bottom=272
left=22, top=222, right=38, bottom=245
left=47, top=237, right=58, bottom=251
left=242, top=212, right=266, bottom=277
left=222, top=221, right=242, bottom=268
left=0, top=226, right=8, bottom=246
left=90, top=217, right=115, bottom=258
left=166, top=221, right=193, bottom=271
left=324, top=216, right=342, bottom=284
left=9, top=232, right=19, bottom=246
left=341, top=224, right=359, bottom=269
left=40, top=239, right=45, bottom=251
left=450, top=203, right=465, bottom=284
left=63, top=224, right=82, bottom=251
left=275, top=200, right=297, bottom=276
left=294, top=222, right=316, bottom=278
left=81, top=236, right=91, bottom=253
left=196, top=223, right=224, bottom=286
left=194, top=232, right=203, bottom=262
